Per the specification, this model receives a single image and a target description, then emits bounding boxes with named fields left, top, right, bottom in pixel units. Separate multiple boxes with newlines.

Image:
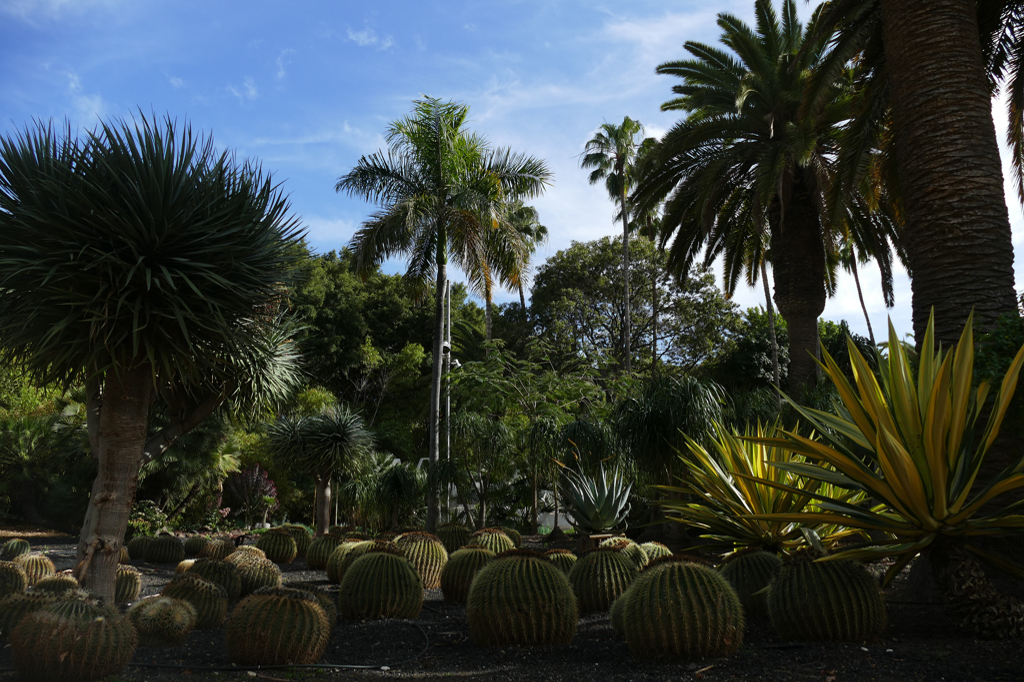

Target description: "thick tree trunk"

left=930, top=540, right=1024, bottom=639
left=880, top=0, right=1017, bottom=345
left=75, top=365, right=154, bottom=604
left=427, top=247, right=447, bottom=533
left=770, top=173, right=826, bottom=395
left=621, top=191, right=632, bottom=374
left=761, top=261, right=782, bottom=409
left=314, top=476, right=331, bottom=536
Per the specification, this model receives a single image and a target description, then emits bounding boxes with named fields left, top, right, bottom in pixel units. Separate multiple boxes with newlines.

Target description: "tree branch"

left=141, top=384, right=232, bottom=465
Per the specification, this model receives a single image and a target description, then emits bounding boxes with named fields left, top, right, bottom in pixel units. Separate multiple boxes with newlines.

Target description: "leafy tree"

left=336, top=97, right=552, bottom=531
left=0, top=116, right=305, bottom=602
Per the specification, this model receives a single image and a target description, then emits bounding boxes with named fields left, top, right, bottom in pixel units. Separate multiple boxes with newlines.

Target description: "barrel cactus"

left=327, top=525, right=354, bottom=537
left=115, top=565, right=142, bottom=605
left=118, top=546, right=131, bottom=564
left=395, top=532, right=448, bottom=588
left=544, top=549, right=577, bottom=575
left=440, top=547, right=495, bottom=604
left=467, top=549, right=577, bottom=646
left=338, top=547, right=423, bottom=620
left=283, top=525, right=313, bottom=558
left=0, top=591, right=58, bottom=638
left=718, top=549, right=783, bottom=618
left=437, top=523, right=472, bottom=554
left=33, top=574, right=79, bottom=595
left=568, top=547, right=638, bottom=614
left=1, top=538, right=30, bottom=561
left=188, top=558, right=242, bottom=601
left=13, top=553, right=55, bottom=587
left=11, top=591, right=137, bottom=681
left=375, top=531, right=399, bottom=542
left=327, top=539, right=393, bottom=584
left=470, top=528, right=515, bottom=555
left=144, top=535, right=185, bottom=565
left=0, top=561, right=28, bottom=598
left=126, top=535, right=152, bottom=560
left=129, top=596, right=197, bottom=646
left=500, top=527, right=523, bottom=548
left=161, top=573, right=229, bottom=629
left=236, top=556, right=283, bottom=596
left=200, top=537, right=237, bottom=560
left=601, top=537, right=648, bottom=570
left=620, top=557, right=744, bottom=659
left=306, top=535, right=343, bottom=570
left=225, top=545, right=266, bottom=566
left=640, top=542, right=673, bottom=562
left=175, top=559, right=196, bottom=574
left=768, top=549, right=887, bottom=642
left=226, top=587, right=331, bottom=665
left=610, top=590, right=629, bottom=636
left=183, top=536, right=208, bottom=556
left=256, top=529, right=298, bottom=564
left=287, top=582, right=338, bottom=627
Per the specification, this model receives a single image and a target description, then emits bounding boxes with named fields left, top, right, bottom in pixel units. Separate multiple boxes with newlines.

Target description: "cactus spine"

left=188, top=558, right=242, bottom=601
left=768, top=550, right=886, bottom=642
left=126, top=535, right=152, bottom=560
left=338, top=548, right=423, bottom=620
left=33, top=574, right=79, bottom=595
left=718, top=549, right=783, bottom=618
left=144, top=535, right=186, bottom=564
left=544, top=549, right=577, bottom=575
left=129, top=596, right=197, bottom=646
left=640, top=542, right=672, bottom=562
left=466, top=550, right=577, bottom=646
left=470, top=528, right=515, bottom=555
left=226, top=587, right=331, bottom=665
left=440, top=547, right=496, bottom=604
left=161, top=573, right=229, bottom=629
left=326, top=539, right=393, bottom=584
left=235, top=555, right=283, bottom=596
left=200, top=537, right=237, bottom=560
left=0, top=591, right=58, bottom=638
left=437, top=523, right=472, bottom=554
left=13, top=553, right=55, bottom=587
left=620, top=558, right=744, bottom=659
left=395, top=532, right=448, bottom=588
left=183, top=535, right=208, bottom=556
left=600, top=537, right=648, bottom=570
left=115, top=565, right=142, bottom=605
left=283, top=525, right=313, bottom=557
left=0, top=561, right=28, bottom=598
left=256, top=528, right=298, bottom=564
left=568, top=547, right=638, bottom=614
left=306, top=535, right=343, bottom=570
left=1, top=538, right=30, bottom=561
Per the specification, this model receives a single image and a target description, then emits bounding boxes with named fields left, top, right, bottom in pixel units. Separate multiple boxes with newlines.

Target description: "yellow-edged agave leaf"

left=743, top=310, right=1024, bottom=586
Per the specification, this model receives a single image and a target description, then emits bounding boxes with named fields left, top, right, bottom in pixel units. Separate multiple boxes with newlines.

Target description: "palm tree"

left=265, top=406, right=374, bottom=535
left=508, top=201, right=548, bottom=313
left=336, top=97, right=552, bottom=532
left=580, top=117, right=655, bottom=375
left=0, top=115, right=305, bottom=602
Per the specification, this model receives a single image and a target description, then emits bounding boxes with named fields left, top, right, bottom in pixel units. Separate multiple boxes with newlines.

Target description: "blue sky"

left=3, top=0, right=1022, bottom=343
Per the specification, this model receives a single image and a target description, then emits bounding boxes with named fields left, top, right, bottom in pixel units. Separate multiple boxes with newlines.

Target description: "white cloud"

left=66, top=71, right=105, bottom=123
left=169, top=76, right=184, bottom=88
left=346, top=26, right=394, bottom=51
left=1, top=0, right=121, bottom=23
left=302, top=215, right=359, bottom=251
left=228, top=77, right=258, bottom=103
left=276, top=49, right=295, bottom=79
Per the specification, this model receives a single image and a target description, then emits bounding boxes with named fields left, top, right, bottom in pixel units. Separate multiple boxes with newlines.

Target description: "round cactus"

left=183, top=535, right=208, bottom=556
left=768, top=550, right=887, bottom=642
left=224, top=545, right=266, bottom=566
left=175, top=559, right=196, bottom=574
left=306, top=535, right=342, bottom=570
left=441, top=547, right=495, bottom=604
left=11, top=591, right=137, bottom=681
left=601, top=537, right=649, bottom=570
left=0, top=591, right=58, bottom=638
left=1, top=538, right=31, bottom=561
left=126, top=535, right=152, bottom=560
left=470, top=528, right=515, bottom=555
left=161, top=573, right=229, bottom=629
left=33, top=574, right=79, bottom=595
left=286, top=582, right=337, bottom=627
left=0, top=560, right=28, bottom=598
left=544, top=549, right=577, bottom=575
left=327, top=525, right=354, bottom=537
left=568, top=547, right=638, bottom=614
left=283, top=525, right=313, bottom=558
left=395, top=532, right=448, bottom=588
left=235, top=555, right=283, bottom=596
left=118, top=546, right=131, bottom=564
left=338, top=547, right=423, bottom=621
left=620, top=557, right=744, bottom=659
left=375, top=531, right=399, bottom=542
left=115, top=565, right=142, bottom=605
left=13, top=553, right=55, bottom=587
left=610, top=590, right=629, bottom=637
left=129, top=595, right=197, bottom=646
left=500, top=526, right=523, bottom=548
left=326, top=540, right=388, bottom=584
left=188, top=558, right=242, bottom=601
left=256, top=529, right=298, bottom=564
left=718, top=549, right=783, bottom=618
left=200, top=537, right=237, bottom=560
left=437, top=523, right=472, bottom=554
left=227, top=587, right=331, bottom=665
left=640, top=542, right=673, bottom=562
left=144, top=535, right=185, bottom=564
left=466, top=549, right=577, bottom=646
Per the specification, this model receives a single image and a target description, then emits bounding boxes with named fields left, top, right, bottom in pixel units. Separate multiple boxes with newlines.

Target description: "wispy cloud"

left=276, top=49, right=295, bottom=79
left=169, top=76, right=184, bottom=88
left=346, top=26, right=394, bottom=51
left=66, top=71, right=105, bottom=122
left=1, top=0, right=122, bottom=23
left=228, top=77, right=258, bottom=103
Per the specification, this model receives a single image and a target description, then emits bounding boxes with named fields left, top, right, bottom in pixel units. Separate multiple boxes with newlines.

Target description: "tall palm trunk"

left=760, top=261, right=782, bottom=409
left=484, top=278, right=493, bottom=344
left=849, top=257, right=876, bottom=346
left=621, top=187, right=632, bottom=374
left=76, top=365, right=154, bottom=604
left=880, top=0, right=1017, bottom=345
left=427, top=231, right=447, bottom=533
left=314, top=475, right=331, bottom=536
left=519, top=284, right=527, bottom=313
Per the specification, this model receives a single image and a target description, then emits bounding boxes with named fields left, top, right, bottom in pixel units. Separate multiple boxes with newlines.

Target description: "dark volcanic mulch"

left=0, top=534, right=1020, bottom=682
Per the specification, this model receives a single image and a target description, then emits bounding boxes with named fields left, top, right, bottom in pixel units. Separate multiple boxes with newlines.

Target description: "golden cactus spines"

left=227, top=587, right=332, bottom=665
left=717, top=549, right=783, bottom=618
left=1, top=538, right=30, bottom=561
left=225, top=545, right=266, bottom=566
left=129, top=596, right=197, bottom=646
left=115, top=564, right=142, bottom=606
left=469, top=528, right=515, bottom=555
left=235, top=555, right=282, bottom=596
left=256, top=528, right=298, bottom=564
left=568, top=547, right=638, bottom=614
left=161, top=573, right=229, bottom=629
left=395, top=532, right=448, bottom=588
left=440, top=547, right=495, bottom=604
left=200, top=537, right=237, bottom=560
left=13, top=553, right=55, bottom=587
left=338, top=547, right=423, bottom=621
left=0, top=560, right=28, bottom=599
left=188, top=558, right=242, bottom=601
left=544, top=549, right=577, bottom=575
left=306, top=535, right=343, bottom=570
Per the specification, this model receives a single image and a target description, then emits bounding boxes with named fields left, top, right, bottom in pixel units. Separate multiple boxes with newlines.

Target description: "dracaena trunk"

left=314, top=476, right=331, bottom=536
left=929, top=540, right=1024, bottom=639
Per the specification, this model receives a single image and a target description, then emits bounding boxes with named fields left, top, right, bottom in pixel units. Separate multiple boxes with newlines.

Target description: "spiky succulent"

left=286, top=582, right=337, bottom=627
left=126, top=536, right=152, bottom=561
left=500, top=527, right=523, bottom=548
left=338, top=547, right=423, bottom=620
left=440, top=547, right=495, bottom=604
left=544, top=549, right=577, bottom=575
left=227, top=587, right=332, bottom=665
left=200, top=538, right=237, bottom=560
left=640, top=542, right=673, bottom=562
left=437, top=523, right=472, bottom=554
left=32, top=574, right=79, bottom=595
left=225, top=545, right=266, bottom=565
left=601, top=537, right=648, bottom=570
left=183, top=536, right=209, bottom=556
left=0, top=560, right=28, bottom=598
left=0, top=591, right=58, bottom=638
left=115, top=565, right=142, bottom=605
left=161, top=573, right=229, bottom=629
left=306, top=535, right=342, bottom=570
left=562, top=463, right=632, bottom=534
left=469, top=528, right=515, bottom=555
left=283, top=525, right=313, bottom=558
left=395, top=532, right=448, bottom=588
left=188, top=558, right=242, bottom=601
left=326, top=540, right=394, bottom=584
left=568, top=547, right=638, bottom=614
left=1, top=538, right=30, bottom=561
left=118, top=546, right=131, bottom=564
left=235, top=555, right=283, bottom=596
left=255, top=528, right=298, bottom=564
left=144, top=535, right=185, bottom=565
left=13, top=553, right=55, bottom=587
left=129, top=596, right=197, bottom=646
left=717, top=549, right=783, bottom=618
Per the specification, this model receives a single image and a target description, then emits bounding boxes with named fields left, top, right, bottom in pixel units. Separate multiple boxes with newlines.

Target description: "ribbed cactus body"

left=200, top=538, right=237, bottom=560
left=338, top=548, right=423, bottom=620
left=568, top=547, right=638, bottom=614
left=283, top=525, right=313, bottom=557
left=306, top=535, right=342, bottom=570
left=11, top=593, right=137, bottom=682
left=127, top=535, right=152, bottom=560
left=768, top=552, right=886, bottom=642
left=115, top=565, right=142, bottom=605
left=0, top=561, right=28, bottom=598
left=467, top=550, right=577, bottom=646
left=33, top=574, right=79, bottom=595
left=620, top=559, right=744, bottom=659
left=610, top=591, right=628, bottom=636
left=327, top=540, right=393, bottom=584
left=188, top=558, right=242, bottom=601
left=0, top=591, right=58, bottom=638
left=395, top=532, right=448, bottom=588
left=13, top=553, right=55, bottom=587
left=118, top=546, right=131, bottom=564
left=470, top=528, right=515, bottom=554
left=256, top=529, right=298, bottom=564
left=1, top=538, right=30, bottom=561
left=236, top=556, right=283, bottom=596
left=225, top=545, right=266, bottom=565
left=183, top=536, right=208, bottom=556
left=129, top=596, right=197, bottom=646
left=144, top=535, right=185, bottom=564
left=226, top=587, right=331, bottom=665
left=440, top=547, right=495, bottom=604
left=327, top=525, right=353, bottom=537
left=544, top=549, right=577, bottom=575
left=375, top=531, right=399, bottom=542
left=718, top=550, right=782, bottom=618
left=600, top=537, right=648, bottom=570
left=161, top=573, right=228, bottom=629
left=176, top=559, right=196, bottom=574
left=500, top=527, right=523, bottom=548
left=640, top=542, right=673, bottom=562
left=437, top=523, right=472, bottom=554
left=287, top=582, right=337, bottom=627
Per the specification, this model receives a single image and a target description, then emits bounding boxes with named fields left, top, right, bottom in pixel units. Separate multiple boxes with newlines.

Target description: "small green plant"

left=127, top=499, right=168, bottom=538
left=561, top=463, right=632, bottom=535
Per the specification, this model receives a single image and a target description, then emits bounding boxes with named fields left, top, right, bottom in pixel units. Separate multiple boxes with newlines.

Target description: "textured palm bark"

left=761, top=261, right=782, bottom=408
left=770, top=175, right=826, bottom=395
left=621, top=186, right=632, bottom=375
left=314, top=476, right=331, bottom=536
left=930, top=541, right=1024, bottom=639
left=427, top=252, right=446, bottom=534
left=880, top=0, right=1017, bottom=345
left=75, top=365, right=154, bottom=604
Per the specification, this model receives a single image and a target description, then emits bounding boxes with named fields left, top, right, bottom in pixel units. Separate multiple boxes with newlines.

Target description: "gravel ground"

left=0, top=535, right=1021, bottom=682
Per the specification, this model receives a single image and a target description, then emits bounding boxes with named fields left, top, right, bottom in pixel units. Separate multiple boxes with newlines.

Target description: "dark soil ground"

left=0, top=532, right=1020, bottom=682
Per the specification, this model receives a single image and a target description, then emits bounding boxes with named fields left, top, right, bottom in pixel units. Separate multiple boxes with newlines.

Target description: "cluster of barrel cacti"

left=13, top=553, right=55, bottom=587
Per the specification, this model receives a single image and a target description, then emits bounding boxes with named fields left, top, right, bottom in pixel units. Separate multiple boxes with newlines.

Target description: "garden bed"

left=0, top=535, right=1020, bottom=682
